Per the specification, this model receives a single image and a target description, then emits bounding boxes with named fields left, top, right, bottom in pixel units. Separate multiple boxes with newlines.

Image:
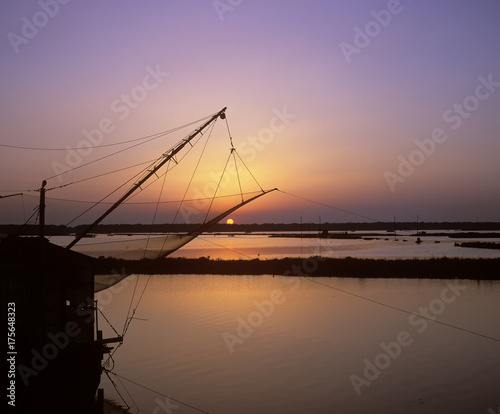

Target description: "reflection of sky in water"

left=52, top=232, right=500, bottom=260
left=98, top=275, right=500, bottom=413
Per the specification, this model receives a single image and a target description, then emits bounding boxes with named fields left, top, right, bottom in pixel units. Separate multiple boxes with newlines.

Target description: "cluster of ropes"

left=1, top=110, right=275, bottom=242
left=1, top=114, right=211, bottom=229
left=1, top=107, right=383, bottom=238
left=6, top=111, right=498, bottom=413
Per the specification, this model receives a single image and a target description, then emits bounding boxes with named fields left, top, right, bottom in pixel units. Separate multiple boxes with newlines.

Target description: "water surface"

left=52, top=232, right=500, bottom=260
left=98, top=275, right=500, bottom=413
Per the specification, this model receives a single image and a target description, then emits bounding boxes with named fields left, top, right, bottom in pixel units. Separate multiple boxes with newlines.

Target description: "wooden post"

left=39, top=180, right=46, bottom=238
left=97, top=388, right=104, bottom=414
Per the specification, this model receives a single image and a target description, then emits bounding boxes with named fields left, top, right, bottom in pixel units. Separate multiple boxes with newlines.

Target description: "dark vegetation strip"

left=458, top=241, right=500, bottom=250
left=94, top=257, right=500, bottom=280
left=3, top=221, right=500, bottom=235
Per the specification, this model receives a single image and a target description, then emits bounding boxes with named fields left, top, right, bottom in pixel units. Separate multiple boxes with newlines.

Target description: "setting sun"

left=226, top=218, right=234, bottom=225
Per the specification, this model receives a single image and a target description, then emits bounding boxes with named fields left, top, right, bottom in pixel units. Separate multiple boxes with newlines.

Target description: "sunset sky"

left=1, top=0, right=500, bottom=225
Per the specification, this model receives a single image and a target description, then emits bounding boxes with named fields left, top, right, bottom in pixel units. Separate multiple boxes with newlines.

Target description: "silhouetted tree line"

left=2, top=222, right=500, bottom=236
left=93, top=256, right=500, bottom=280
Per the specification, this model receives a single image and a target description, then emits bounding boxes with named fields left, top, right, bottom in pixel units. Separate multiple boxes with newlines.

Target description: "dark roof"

left=0, top=235, right=96, bottom=272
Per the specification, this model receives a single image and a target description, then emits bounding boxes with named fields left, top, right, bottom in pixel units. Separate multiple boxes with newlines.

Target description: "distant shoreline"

left=3, top=221, right=500, bottom=236
left=94, top=256, right=500, bottom=280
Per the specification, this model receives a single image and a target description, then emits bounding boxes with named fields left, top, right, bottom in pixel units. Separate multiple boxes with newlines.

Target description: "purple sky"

left=1, top=0, right=500, bottom=225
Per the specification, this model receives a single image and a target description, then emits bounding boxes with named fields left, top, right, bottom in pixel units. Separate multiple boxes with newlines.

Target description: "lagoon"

left=53, top=231, right=500, bottom=260
left=98, top=274, right=500, bottom=414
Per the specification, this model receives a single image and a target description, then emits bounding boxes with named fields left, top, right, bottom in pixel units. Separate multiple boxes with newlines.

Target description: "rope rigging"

left=122, top=275, right=152, bottom=337
left=277, top=189, right=382, bottom=223
left=45, top=130, right=173, bottom=183
left=43, top=114, right=219, bottom=182
left=92, top=108, right=271, bottom=361
left=156, top=120, right=218, bottom=255
left=91, top=109, right=272, bottom=354
left=64, top=108, right=228, bottom=249
left=143, top=159, right=171, bottom=258
left=103, top=369, right=134, bottom=413
left=0, top=114, right=213, bottom=152
left=297, top=276, right=500, bottom=344
left=104, top=370, right=212, bottom=414
left=202, top=116, right=265, bottom=224
left=77, top=104, right=500, bottom=413
left=45, top=158, right=158, bottom=191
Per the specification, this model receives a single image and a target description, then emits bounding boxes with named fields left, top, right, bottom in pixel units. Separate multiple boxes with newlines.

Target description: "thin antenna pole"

left=39, top=180, right=47, bottom=238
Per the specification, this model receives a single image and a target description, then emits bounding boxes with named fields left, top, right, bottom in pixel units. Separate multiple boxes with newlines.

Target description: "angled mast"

left=66, top=107, right=227, bottom=250
left=154, top=188, right=277, bottom=259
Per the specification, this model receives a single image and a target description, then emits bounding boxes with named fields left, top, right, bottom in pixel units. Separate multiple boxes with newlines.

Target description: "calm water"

left=54, top=231, right=500, bottom=259
left=98, top=274, right=500, bottom=414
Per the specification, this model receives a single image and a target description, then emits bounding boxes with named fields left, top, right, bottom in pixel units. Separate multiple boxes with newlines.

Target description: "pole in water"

left=393, top=216, right=397, bottom=241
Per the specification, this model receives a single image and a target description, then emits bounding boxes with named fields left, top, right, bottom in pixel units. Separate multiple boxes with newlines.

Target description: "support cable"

left=233, top=150, right=265, bottom=192
left=143, top=159, right=170, bottom=258
left=224, top=116, right=245, bottom=200
left=21, top=189, right=264, bottom=206
left=122, top=275, right=143, bottom=337
left=157, top=120, right=217, bottom=256
left=44, top=114, right=216, bottom=182
left=203, top=149, right=233, bottom=223
left=231, top=148, right=244, bottom=202
left=103, top=370, right=132, bottom=412
left=224, top=115, right=235, bottom=148
left=125, top=124, right=212, bottom=207
left=298, top=276, right=500, bottom=344
left=106, top=371, right=212, bottom=414
left=22, top=206, right=39, bottom=227
left=122, top=275, right=152, bottom=337
left=47, top=158, right=157, bottom=191
left=96, top=306, right=121, bottom=338
left=114, top=372, right=140, bottom=413
left=2, top=114, right=212, bottom=152
left=65, top=109, right=226, bottom=248
left=277, top=189, right=382, bottom=222
left=64, top=165, right=147, bottom=228
left=44, top=131, right=171, bottom=182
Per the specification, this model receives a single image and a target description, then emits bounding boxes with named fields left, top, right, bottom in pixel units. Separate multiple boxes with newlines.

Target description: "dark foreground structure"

left=1, top=236, right=119, bottom=413
left=2, top=236, right=498, bottom=412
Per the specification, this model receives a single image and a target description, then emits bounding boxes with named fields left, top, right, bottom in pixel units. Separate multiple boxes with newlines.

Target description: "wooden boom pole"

left=66, top=107, right=227, bottom=250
